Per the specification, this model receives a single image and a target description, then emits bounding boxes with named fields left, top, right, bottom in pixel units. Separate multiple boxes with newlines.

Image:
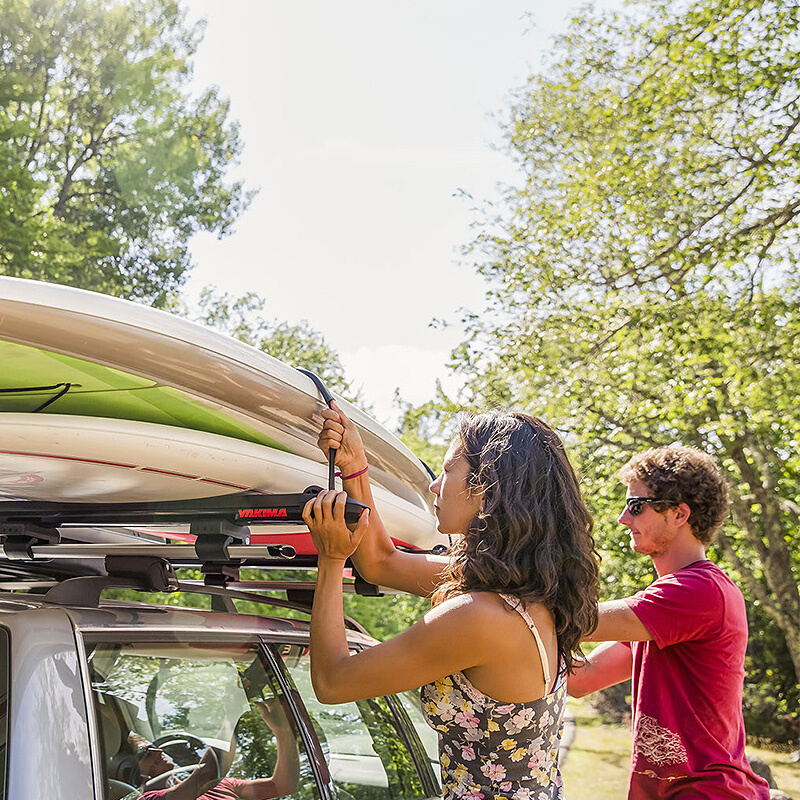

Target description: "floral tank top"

left=421, top=595, right=566, bottom=800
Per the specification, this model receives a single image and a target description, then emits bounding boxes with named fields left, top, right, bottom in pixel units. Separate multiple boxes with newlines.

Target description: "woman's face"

left=429, top=439, right=484, bottom=535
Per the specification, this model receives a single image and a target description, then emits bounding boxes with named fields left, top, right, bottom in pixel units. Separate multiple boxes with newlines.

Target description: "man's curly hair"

left=618, top=445, right=729, bottom=545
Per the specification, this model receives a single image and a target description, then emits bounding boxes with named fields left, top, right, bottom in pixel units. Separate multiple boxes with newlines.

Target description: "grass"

left=560, top=697, right=800, bottom=799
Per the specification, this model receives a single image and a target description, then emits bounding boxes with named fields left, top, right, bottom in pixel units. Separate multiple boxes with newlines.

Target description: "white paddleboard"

left=0, top=414, right=442, bottom=552
left=0, top=277, right=438, bottom=523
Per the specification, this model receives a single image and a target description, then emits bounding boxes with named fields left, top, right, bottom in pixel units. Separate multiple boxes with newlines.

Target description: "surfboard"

left=0, top=277, right=445, bottom=550
left=0, top=414, right=440, bottom=553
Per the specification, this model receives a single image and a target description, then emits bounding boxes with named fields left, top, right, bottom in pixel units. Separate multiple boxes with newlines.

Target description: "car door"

left=83, top=632, right=328, bottom=800
left=273, top=642, right=441, bottom=800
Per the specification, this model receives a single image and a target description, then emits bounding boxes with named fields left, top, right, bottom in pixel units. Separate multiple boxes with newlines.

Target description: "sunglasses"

left=625, top=496, right=666, bottom=516
left=136, top=745, right=160, bottom=760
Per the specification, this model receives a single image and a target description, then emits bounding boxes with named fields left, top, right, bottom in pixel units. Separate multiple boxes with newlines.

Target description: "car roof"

left=0, top=583, right=377, bottom=647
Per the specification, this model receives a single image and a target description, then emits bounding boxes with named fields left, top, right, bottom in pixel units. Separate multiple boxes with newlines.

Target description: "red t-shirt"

left=623, top=560, right=770, bottom=799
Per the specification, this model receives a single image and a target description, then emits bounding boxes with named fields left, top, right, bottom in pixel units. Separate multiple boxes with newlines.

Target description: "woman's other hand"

left=318, top=402, right=367, bottom=474
left=303, top=489, right=370, bottom=562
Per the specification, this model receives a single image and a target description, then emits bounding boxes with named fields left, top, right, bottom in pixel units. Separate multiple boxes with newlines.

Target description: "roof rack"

left=31, top=554, right=388, bottom=621
left=0, top=486, right=366, bottom=529
left=0, top=486, right=370, bottom=587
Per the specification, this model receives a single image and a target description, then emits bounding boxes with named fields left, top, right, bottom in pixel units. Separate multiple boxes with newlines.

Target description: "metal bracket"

left=191, top=519, right=250, bottom=587
left=0, top=522, right=60, bottom=560
left=43, top=555, right=179, bottom=606
left=201, top=560, right=242, bottom=588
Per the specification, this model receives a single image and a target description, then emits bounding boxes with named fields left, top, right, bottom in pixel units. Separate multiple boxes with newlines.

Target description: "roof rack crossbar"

left=15, top=543, right=297, bottom=561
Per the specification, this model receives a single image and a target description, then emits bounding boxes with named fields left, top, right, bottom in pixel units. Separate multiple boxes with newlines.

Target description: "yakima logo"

left=238, top=508, right=288, bottom=519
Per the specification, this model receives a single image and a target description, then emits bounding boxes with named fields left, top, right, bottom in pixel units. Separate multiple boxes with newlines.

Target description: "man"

left=133, top=700, right=299, bottom=800
left=568, top=445, right=769, bottom=799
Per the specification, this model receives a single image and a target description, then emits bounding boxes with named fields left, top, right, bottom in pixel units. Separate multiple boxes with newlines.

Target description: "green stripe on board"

left=0, top=341, right=290, bottom=451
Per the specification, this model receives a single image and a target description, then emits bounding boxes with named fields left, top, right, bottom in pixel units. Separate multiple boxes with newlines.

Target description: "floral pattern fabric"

left=421, top=602, right=566, bottom=800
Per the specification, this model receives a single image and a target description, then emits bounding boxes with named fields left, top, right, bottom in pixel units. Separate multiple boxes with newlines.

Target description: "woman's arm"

left=319, top=403, right=448, bottom=597
left=302, top=490, right=500, bottom=704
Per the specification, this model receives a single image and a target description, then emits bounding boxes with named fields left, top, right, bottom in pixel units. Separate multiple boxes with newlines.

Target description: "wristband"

left=335, top=466, right=369, bottom=480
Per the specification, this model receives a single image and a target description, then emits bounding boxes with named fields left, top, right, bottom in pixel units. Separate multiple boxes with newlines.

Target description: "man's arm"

left=585, top=599, right=653, bottom=642
left=567, top=641, right=633, bottom=698
left=138, top=749, right=221, bottom=800
left=237, top=701, right=300, bottom=800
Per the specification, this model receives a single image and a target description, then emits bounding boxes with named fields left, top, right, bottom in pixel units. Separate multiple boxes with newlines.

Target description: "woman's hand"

left=318, top=402, right=367, bottom=474
left=302, top=489, right=370, bottom=562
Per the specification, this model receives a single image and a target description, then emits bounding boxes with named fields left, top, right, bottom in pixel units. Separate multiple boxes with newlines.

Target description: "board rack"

left=0, top=369, right=443, bottom=606
left=0, top=485, right=375, bottom=587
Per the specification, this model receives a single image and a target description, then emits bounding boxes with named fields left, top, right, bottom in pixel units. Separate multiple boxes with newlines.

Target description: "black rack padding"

left=0, top=487, right=368, bottom=528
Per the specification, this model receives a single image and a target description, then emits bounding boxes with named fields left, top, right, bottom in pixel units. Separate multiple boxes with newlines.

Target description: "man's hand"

left=254, top=699, right=292, bottom=735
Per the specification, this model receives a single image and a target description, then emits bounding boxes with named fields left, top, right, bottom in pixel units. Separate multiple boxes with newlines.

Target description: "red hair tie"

left=335, top=466, right=369, bottom=480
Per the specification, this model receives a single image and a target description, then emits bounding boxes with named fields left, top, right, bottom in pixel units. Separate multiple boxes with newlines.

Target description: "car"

left=0, top=503, right=442, bottom=800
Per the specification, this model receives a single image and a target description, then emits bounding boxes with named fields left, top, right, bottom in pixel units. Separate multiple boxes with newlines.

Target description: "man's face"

left=618, top=479, right=676, bottom=558
left=137, top=745, right=174, bottom=777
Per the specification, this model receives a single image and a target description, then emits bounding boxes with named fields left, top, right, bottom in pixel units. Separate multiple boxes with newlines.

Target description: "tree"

left=0, top=0, right=251, bottom=305
left=445, top=0, right=800, bottom=718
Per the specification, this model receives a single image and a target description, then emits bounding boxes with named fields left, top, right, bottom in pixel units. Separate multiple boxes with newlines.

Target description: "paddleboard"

left=0, top=414, right=442, bottom=553
left=0, top=277, right=438, bottom=520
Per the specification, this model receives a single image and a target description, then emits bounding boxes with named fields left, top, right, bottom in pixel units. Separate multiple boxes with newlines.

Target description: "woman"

left=302, top=404, right=599, bottom=800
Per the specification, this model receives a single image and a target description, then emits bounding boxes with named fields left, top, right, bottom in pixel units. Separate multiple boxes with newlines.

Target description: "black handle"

left=297, top=368, right=337, bottom=489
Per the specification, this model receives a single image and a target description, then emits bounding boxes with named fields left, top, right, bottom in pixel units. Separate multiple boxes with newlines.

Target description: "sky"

left=181, top=1, right=618, bottom=428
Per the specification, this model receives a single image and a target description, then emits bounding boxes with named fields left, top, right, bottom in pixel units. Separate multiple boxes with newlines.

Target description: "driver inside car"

left=131, top=699, right=299, bottom=800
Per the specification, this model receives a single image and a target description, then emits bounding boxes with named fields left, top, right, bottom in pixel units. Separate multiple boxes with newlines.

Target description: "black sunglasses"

left=625, top=496, right=666, bottom=516
left=136, top=745, right=159, bottom=760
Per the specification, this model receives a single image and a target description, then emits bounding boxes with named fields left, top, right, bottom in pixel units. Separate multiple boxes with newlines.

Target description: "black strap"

left=297, top=368, right=336, bottom=489
left=0, top=382, right=73, bottom=412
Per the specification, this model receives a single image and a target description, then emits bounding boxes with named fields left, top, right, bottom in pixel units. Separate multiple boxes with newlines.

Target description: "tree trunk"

left=721, top=435, right=800, bottom=686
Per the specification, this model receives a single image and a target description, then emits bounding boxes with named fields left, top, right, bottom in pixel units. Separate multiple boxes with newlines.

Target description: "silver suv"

left=0, top=517, right=441, bottom=800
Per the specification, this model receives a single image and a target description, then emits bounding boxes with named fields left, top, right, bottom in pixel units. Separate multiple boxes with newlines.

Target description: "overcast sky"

left=181, top=1, right=619, bottom=427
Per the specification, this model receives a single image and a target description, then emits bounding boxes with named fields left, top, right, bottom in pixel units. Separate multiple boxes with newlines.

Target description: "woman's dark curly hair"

left=431, top=411, right=600, bottom=672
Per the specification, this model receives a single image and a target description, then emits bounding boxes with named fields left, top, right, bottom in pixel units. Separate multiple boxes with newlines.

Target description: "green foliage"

left=743, top=603, right=800, bottom=745
left=428, top=0, right=800, bottom=733
left=0, top=0, right=251, bottom=305
left=342, top=592, right=431, bottom=642
left=393, top=394, right=455, bottom=476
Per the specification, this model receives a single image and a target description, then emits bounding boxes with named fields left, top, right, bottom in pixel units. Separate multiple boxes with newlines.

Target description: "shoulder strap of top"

left=499, top=594, right=552, bottom=691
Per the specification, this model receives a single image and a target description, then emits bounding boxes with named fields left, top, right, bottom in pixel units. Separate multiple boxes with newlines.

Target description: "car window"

left=85, top=637, right=321, bottom=800
left=277, top=644, right=438, bottom=800
left=394, top=691, right=440, bottom=792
